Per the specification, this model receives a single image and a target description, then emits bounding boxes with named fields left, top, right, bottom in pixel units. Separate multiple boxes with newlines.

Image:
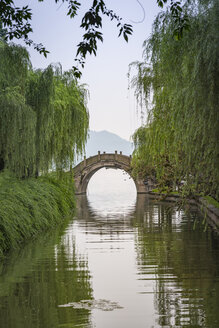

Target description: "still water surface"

left=0, top=169, right=219, bottom=328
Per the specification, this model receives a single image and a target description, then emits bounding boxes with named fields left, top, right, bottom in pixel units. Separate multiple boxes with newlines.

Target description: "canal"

left=0, top=169, right=219, bottom=327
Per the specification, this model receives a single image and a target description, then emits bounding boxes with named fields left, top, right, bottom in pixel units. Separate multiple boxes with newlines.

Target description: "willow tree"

left=0, top=43, right=36, bottom=177
left=131, top=0, right=219, bottom=200
left=52, top=69, right=89, bottom=170
left=0, top=42, right=89, bottom=178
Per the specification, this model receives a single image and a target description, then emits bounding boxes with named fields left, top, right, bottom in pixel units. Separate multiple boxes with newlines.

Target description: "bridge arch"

left=73, top=151, right=151, bottom=195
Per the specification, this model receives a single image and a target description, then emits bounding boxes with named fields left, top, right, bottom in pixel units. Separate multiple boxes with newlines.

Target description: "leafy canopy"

left=130, top=0, right=219, bottom=200
left=0, top=42, right=89, bottom=178
left=0, top=0, right=188, bottom=77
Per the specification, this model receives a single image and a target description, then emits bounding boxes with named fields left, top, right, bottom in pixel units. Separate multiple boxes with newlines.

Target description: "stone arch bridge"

left=73, top=151, right=154, bottom=195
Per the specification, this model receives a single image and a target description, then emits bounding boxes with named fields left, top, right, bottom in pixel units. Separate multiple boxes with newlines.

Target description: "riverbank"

left=0, top=171, right=75, bottom=259
left=148, top=190, right=219, bottom=230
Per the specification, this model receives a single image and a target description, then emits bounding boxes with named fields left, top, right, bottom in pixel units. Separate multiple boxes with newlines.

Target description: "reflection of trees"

left=134, top=195, right=219, bottom=327
left=77, top=194, right=219, bottom=327
left=3, top=194, right=218, bottom=327
left=0, top=221, right=93, bottom=328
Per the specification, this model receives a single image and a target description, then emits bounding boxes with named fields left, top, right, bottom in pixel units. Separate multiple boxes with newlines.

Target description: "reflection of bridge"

left=73, top=151, right=153, bottom=195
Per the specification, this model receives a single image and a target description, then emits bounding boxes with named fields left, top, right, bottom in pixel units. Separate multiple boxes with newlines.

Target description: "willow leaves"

left=0, top=43, right=89, bottom=178
left=131, top=0, right=219, bottom=200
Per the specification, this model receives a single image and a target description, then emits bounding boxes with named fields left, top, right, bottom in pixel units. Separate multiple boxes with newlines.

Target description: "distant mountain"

left=84, top=130, right=133, bottom=158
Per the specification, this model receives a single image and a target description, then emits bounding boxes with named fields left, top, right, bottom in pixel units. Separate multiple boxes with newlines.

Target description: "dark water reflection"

left=0, top=193, right=219, bottom=327
left=0, top=221, right=93, bottom=328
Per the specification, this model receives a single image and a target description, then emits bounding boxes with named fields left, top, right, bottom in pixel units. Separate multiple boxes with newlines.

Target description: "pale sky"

left=16, top=0, right=161, bottom=141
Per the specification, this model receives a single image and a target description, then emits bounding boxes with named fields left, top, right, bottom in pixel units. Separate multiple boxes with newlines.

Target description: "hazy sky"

left=17, top=1, right=161, bottom=140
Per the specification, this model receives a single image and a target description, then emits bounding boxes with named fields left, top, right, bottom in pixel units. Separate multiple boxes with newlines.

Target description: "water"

left=0, top=169, right=219, bottom=328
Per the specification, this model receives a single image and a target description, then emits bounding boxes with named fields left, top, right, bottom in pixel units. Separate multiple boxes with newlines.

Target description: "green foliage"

left=52, top=69, right=89, bottom=169
left=0, top=0, right=134, bottom=78
left=0, top=1, right=188, bottom=78
left=204, top=196, right=219, bottom=210
left=0, top=1, right=48, bottom=56
left=0, top=171, right=75, bottom=259
left=0, top=42, right=89, bottom=177
left=131, top=0, right=219, bottom=200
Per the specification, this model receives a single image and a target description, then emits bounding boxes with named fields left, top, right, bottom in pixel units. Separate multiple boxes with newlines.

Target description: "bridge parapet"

left=74, top=151, right=131, bottom=175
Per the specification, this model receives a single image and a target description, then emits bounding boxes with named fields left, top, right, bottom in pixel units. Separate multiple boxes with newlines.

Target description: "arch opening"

left=87, top=168, right=137, bottom=217
left=87, top=167, right=137, bottom=195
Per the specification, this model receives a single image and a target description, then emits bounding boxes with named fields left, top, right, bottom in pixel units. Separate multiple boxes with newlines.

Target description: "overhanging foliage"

left=0, top=42, right=89, bottom=178
left=130, top=0, right=219, bottom=200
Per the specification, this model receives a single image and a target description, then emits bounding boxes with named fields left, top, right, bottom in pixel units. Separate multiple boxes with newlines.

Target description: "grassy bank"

left=0, top=171, right=75, bottom=259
